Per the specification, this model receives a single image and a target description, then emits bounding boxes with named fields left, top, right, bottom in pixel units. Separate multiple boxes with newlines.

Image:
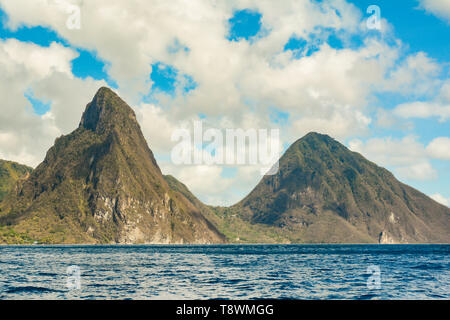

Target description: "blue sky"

left=227, top=9, right=263, bottom=42
left=0, top=0, right=448, bottom=206
left=348, top=0, right=450, bottom=63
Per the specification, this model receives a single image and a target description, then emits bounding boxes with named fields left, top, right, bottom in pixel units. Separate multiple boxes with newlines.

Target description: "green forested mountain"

left=0, top=87, right=225, bottom=244
left=1, top=88, right=448, bottom=244
left=232, top=132, right=450, bottom=243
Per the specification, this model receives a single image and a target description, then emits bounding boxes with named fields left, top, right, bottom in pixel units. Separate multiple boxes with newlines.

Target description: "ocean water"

left=0, top=245, right=448, bottom=300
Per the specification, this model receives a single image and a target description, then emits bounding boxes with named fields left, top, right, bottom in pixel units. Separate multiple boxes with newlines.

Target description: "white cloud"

left=160, top=163, right=237, bottom=206
left=135, top=103, right=182, bottom=154
left=375, top=108, right=414, bottom=130
left=349, top=136, right=426, bottom=166
left=426, top=137, right=450, bottom=160
left=392, top=80, right=450, bottom=122
left=1, top=39, right=76, bottom=77
left=381, top=52, right=441, bottom=97
left=395, top=162, right=437, bottom=181
left=394, top=102, right=450, bottom=122
left=159, top=162, right=271, bottom=206
left=349, top=136, right=438, bottom=181
left=419, top=0, right=450, bottom=23
left=292, top=106, right=371, bottom=142
left=349, top=135, right=450, bottom=183
left=430, top=193, right=450, bottom=207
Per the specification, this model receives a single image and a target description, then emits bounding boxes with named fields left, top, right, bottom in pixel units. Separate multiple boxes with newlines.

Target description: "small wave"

left=6, top=286, right=63, bottom=294
left=86, top=283, right=113, bottom=288
left=357, top=293, right=379, bottom=300
left=411, top=263, right=445, bottom=270
left=1, top=245, right=449, bottom=299
left=428, top=293, right=447, bottom=299
left=36, top=272, right=59, bottom=277
left=223, top=278, right=245, bottom=285
left=205, top=278, right=221, bottom=284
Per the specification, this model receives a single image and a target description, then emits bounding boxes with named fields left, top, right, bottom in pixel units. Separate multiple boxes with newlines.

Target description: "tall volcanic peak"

left=0, top=87, right=225, bottom=244
left=234, top=131, right=450, bottom=244
left=80, top=87, right=137, bottom=133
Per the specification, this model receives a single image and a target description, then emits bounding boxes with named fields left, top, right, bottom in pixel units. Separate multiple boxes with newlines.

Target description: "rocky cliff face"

left=233, top=132, right=450, bottom=244
left=0, top=87, right=225, bottom=244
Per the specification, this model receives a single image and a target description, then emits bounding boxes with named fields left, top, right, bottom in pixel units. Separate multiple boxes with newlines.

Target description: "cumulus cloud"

left=394, top=102, right=450, bottom=122
left=349, top=135, right=450, bottom=183
left=430, top=193, right=450, bottom=207
left=393, top=80, right=450, bottom=123
left=375, top=108, right=414, bottom=130
left=160, top=163, right=238, bottom=206
left=349, top=136, right=426, bottom=166
left=292, top=106, right=371, bottom=142
left=395, top=162, right=437, bottom=181
left=426, top=137, right=450, bottom=160
left=380, top=52, right=441, bottom=97
left=418, top=0, right=450, bottom=23
left=135, top=103, right=184, bottom=155
left=348, top=136, right=439, bottom=181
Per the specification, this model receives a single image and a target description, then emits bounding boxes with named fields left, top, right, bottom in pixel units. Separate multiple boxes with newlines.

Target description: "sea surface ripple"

left=0, top=244, right=448, bottom=300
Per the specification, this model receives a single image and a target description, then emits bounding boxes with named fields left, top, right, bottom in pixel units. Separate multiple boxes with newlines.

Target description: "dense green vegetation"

left=0, top=160, right=32, bottom=202
left=0, top=226, right=34, bottom=244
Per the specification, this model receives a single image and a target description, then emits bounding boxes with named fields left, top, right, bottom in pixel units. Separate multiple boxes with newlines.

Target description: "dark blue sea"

left=0, top=245, right=449, bottom=300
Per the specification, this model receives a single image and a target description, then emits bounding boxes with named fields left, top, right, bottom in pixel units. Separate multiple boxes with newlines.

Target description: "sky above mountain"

left=0, top=0, right=448, bottom=206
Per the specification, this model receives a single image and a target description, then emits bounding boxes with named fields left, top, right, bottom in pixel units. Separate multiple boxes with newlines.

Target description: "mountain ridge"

left=0, top=87, right=448, bottom=244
